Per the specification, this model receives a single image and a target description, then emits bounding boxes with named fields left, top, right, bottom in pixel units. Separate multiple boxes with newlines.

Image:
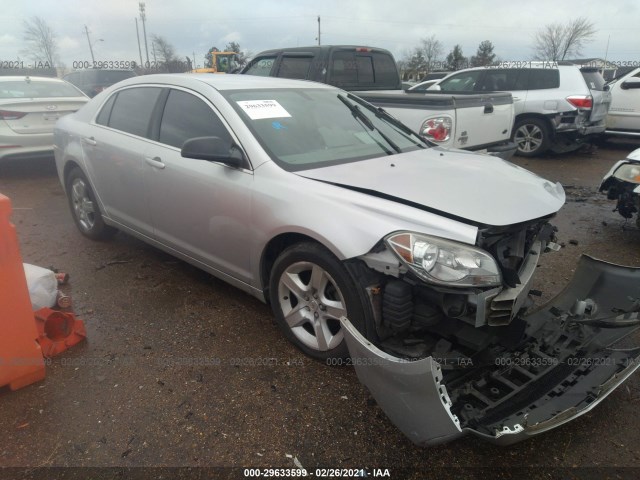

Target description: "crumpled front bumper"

left=341, top=255, right=640, bottom=446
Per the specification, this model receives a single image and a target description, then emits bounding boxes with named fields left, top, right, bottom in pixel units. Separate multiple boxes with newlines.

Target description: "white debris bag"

left=23, top=263, right=57, bottom=310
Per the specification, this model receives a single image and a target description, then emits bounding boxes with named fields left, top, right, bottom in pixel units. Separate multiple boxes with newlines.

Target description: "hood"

left=627, top=148, right=640, bottom=162
left=299, top=148, right=565, bottom=226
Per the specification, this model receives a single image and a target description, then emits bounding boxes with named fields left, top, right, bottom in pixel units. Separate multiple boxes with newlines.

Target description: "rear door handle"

left=82, top=136, right=97, bottom=146
left=484, top=104, right=494, bottom=114
left=144, top=156, right=165, bottom=169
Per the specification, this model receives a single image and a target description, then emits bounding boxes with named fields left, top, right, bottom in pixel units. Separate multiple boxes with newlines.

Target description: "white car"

left=428, top=63, right=611, bottom=156
left=605, top=67, right=640, bottom=137
left=0, top=76, right=88, bottom=161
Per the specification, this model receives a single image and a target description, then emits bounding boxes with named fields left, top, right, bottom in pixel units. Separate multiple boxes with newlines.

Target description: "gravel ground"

left=1, top=138, right=640, bottom=479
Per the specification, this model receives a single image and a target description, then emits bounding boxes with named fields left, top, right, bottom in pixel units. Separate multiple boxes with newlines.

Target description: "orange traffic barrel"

left=0, top=194, right=46, bottom=391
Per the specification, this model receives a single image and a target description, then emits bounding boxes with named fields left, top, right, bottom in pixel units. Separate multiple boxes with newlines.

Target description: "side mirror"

left=181, top=136, right=246, bottom=169
left=428, top=84, right=441, bottom=92
left=621, top=78, right=640, bottom=90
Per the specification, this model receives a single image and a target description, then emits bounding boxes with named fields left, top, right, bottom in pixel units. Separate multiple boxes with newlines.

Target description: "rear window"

left=527, top=69, right=560, bottom=90
left=94, top=71, right=136, bottom=83
left=107, top=87, right=162, bottom=138
left=329, top=51, right=398, bottom=88
left=0, top=79, right=84, bottom=98
left=277, top=56, right=313, bottom=80
left=245, top=57, right=276, bottom=76
left=580, top=69, right=606, bottom=91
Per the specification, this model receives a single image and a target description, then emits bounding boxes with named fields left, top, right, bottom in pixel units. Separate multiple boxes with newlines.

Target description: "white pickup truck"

left=606, top=67, right=640, bottom=137
left=241, top=45, right=517, bottom=159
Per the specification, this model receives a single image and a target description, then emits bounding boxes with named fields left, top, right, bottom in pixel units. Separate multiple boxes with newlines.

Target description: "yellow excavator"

left=190, top=50, right=238, bottom=74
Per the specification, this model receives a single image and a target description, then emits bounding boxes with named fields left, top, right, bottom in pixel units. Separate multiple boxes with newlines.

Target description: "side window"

left=528, top=69, right=560, bottom=90
left=439, top=71, right=482, bottom=92
left=95, top=93, right=117, bottom=126
left=245, top=56, right=277, bottom=76
left=159, top=89, right=231, bottom=149
left=479, top=69, right=524, bottom=91
left=277, top=56, right=313, bottom=79
left=108, top=87, right=162, bottom=138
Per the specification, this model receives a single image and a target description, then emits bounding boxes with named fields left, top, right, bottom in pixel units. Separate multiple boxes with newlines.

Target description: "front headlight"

left=386, top=232, right=502, bottom=287
left=613, top=164, right=640, bottom=184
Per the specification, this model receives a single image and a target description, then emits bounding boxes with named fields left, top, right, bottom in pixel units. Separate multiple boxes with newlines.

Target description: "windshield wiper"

left=374, top=107, right=428, bottom=148
left=337, top=94, right=401, bottom=154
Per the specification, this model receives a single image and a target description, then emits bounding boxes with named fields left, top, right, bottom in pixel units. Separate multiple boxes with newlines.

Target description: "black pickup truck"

left=240, top=45, right=516, bottom=158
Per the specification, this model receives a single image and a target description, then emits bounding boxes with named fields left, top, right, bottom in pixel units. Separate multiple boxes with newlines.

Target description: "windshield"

left=0, top=79, right=85, bottom=98
left=223, top=88, right=426, bottom=171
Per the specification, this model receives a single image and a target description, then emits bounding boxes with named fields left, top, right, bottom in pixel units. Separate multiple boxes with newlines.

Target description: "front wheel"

left=513, top=118, right=551, bottom=157
left=65, top=167, right=117, bottom=240
left=269, top=243, right=371, bottom=361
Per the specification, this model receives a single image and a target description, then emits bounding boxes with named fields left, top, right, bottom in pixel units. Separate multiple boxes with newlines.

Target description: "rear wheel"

left=513, top=117, right=550, bottom=157
left=269, top=243, right=371, bottom=361
left=65, top=167, right=116, bottom=240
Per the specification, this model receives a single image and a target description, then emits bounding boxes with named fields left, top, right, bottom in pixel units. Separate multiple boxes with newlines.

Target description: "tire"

left=268, top=242, right=372, bottom=361
left=65, top=167, right=117, bottom=240
left=513, top=117, right=551, bottom=157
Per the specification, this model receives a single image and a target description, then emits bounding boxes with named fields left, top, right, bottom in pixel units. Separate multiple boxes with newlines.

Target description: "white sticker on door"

left=237, top=100, right=292, bottom=120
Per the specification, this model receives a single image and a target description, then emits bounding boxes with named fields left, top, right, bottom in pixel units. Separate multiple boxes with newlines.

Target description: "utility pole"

left=139, top=2, right=150, bottom=66
left=84, top=25, right=95, bottom=63
left=317, top=16, right=321, bottom=46
left=193, top=51, right=196, bottom=69
left=135, top=18, right=143, bottom=67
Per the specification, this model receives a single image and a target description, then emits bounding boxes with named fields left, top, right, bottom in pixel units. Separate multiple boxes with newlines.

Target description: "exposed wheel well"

left=260, top=233, right=322, bottom=299
left=63, top=160, right=82, bottom=188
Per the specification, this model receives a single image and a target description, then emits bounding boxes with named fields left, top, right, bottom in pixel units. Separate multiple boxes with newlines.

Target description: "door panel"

left=145, top=88, right=254, bottom=282
left=144, top=144, right=254, bottom=282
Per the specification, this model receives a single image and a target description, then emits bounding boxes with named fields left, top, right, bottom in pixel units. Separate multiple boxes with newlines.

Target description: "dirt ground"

left=1, top=138, right=640, bottom=479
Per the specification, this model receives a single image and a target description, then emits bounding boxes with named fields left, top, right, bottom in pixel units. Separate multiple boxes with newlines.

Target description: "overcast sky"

left=1, top=0, right=638, bottom=69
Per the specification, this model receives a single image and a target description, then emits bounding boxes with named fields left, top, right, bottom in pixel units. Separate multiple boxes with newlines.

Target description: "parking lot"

left=1, top=139, right=640, bottom=478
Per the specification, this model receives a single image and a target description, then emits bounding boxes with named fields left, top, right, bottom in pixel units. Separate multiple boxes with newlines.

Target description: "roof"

left=119, top=73, right=336, bottom=91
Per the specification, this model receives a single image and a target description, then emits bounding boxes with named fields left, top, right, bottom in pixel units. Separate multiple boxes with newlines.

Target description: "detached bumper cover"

left=342, top=255, right=640, bottom=446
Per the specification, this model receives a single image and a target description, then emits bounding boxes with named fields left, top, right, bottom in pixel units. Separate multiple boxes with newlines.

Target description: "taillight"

left=0, top=110, right=27, bottom=120
left=420, top=116, right=452, bottom=142
left=566, top=95, right=593, bottom=109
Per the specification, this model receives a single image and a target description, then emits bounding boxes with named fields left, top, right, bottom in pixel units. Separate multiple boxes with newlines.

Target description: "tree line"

left=399, top=17, right=597, bottom=80
left=18, top=15, right=597, bottom=77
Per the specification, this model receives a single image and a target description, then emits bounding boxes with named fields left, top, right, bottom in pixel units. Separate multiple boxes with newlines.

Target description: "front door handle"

left=144, top=156, right=165, bottom=169
left=484, top=104, right=494, bottom=114
left=82, top=136, right=97, bottom=146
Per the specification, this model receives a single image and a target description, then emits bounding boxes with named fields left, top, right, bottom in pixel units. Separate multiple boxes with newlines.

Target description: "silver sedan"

left=54, top=74, right=640, bottom=445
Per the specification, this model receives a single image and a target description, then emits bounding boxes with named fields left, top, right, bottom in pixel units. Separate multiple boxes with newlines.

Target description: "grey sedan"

left=54, top=74, right=640, bottom=445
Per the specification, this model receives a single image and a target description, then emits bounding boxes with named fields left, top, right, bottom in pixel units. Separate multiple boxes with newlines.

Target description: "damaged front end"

left=600, top=150, right=640, bottom=228
left=344, top=234, right=640, bottom=444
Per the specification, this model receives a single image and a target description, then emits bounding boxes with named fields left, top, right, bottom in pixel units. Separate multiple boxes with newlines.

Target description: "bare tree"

left=22, top=16, right=58, bottom=66
left=151, top=34, right=176, bottom=65
left=224, top=41, right=251, bottom=68
left=533, top=17, right=596, bottom=61
left=420, top=35, right=443, bottom=71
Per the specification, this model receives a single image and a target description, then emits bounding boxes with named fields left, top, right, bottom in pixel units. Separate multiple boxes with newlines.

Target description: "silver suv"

left=429, top=63, right=611, bottom=156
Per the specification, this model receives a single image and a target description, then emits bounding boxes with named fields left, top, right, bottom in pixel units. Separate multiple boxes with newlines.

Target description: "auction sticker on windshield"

left=236, top=100, right=291, bottom=120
